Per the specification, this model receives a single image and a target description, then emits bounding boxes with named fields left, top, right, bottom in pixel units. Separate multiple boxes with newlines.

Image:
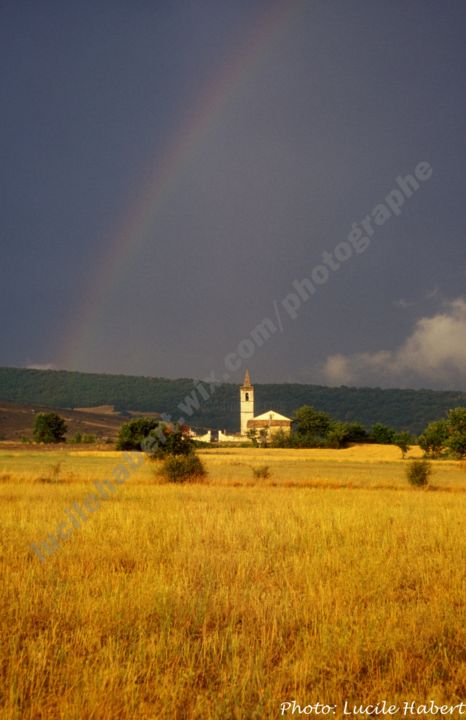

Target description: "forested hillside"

left=0, top=367, right=465, bottom=434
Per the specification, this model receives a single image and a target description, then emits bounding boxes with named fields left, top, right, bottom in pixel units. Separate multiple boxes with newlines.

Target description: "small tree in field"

left=418, top=419, right=448, bottom=458
left=445, top=407, right=466, bottom=458
left=418, top=408, right=466, bottom=459
left=142, top=422, right=194, bottom=459
left=116, top=417, right=160, bottom=451
left=393, top=431, right=412, bottom=459
left=33, top=412, right=67, bottom=444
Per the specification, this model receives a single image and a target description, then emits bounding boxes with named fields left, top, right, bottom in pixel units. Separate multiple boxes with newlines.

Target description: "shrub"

left=33, top=412, right=67, bottom=444
left=406, top=459, right=431, bottom=487
left=252, top=465, right=270, bottom=480
left=270, top=429, right=291, bottom=448
left=160, top=454, right=207, bottom=483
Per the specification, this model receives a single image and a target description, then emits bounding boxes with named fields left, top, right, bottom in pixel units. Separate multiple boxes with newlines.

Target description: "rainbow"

left=58, top=0, right=301, bottom=371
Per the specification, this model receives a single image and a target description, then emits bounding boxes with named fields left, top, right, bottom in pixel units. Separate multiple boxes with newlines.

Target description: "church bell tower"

left=240, top=369, right=254, bottom=435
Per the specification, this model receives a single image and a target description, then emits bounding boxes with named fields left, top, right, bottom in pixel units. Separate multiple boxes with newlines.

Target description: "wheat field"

left=1, top=446, right=465, bottom=719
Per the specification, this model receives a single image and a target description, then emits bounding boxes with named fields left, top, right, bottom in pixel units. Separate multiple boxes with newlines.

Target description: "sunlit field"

left=1, top=446, right=465, bottom=719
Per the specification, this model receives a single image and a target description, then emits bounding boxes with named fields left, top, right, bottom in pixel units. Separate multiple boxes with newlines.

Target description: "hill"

left=0, top=400, right=138, bottom=442
left=1, top=367, right=465, bottom=435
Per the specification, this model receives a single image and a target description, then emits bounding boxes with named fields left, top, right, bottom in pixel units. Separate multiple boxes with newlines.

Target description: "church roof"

left=252, top=410, right=291, bottom=422
left=242, top=369, right=252, bottom=388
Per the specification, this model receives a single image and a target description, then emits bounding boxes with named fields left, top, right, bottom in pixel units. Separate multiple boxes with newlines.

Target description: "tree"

left=292, top=405, right=334, bottom=447
left=393, top=431, right=412, bottom=459
left=417, top=408, right=466, bottom=458
left=370, top=423, right=396, bottom=445
left=116, top=417, right=160, bottom=451
left=341, top=422, right=369, bottom=444
left=33, top=412, right=67, bottom=444
left=445, top=407, right=466, bottom=458
left=326, top=422, right=351, bottom=449
left=418, top=419, right=449, bottom=458
left=327, top=421, right=369, bottom=448
left=142, top=422, right=194, bottom=459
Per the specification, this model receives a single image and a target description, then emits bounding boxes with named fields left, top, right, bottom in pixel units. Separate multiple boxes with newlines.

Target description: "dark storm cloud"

left=1, top=1, right=465, bottom=389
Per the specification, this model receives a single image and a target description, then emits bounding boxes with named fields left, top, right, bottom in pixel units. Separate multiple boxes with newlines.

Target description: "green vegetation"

left=159, top=454, right=207, bottom=483
left=418, top=407, right=466, bottom=458
left=418, top=420, right=449, bottom=458
left=144, top=424, right=194, bottom=459
left=117, top=417, right=194, bottom=458
left=370, top=423, right=396, bottom=444
left=393, top=431, right=413, bottom=459
left=406, top=459, right=432, bottom=487
left=116, top=417, right=160, bottom=451
left=71, top=432, right=96, bottom=444
left=2, top=366, right=466, bottom=434
left=270, top=406, right=370, bottom=449
left=32, top=412, right=67, bottom=444
left=292, top=405, right=334, bottom=445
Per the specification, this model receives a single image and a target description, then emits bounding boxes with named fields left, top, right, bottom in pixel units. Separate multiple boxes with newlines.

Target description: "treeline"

left=251, top=407, right=413, bottom=455
left=265, top=405, right=466, bottom=460
left=1, top=366, right=465, bottom=434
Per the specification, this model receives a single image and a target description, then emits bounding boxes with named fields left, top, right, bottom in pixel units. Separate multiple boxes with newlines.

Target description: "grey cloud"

left=322, top=299, right=466, bottom=389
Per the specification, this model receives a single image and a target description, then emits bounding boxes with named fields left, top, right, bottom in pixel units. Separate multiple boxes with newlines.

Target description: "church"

left=240, top=370, right=291, bottom=440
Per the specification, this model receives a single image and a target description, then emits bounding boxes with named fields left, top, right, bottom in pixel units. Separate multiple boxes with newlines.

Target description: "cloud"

left=25, top=362, right=57, bottom=371
left=321, top=298, right=466, bottom=389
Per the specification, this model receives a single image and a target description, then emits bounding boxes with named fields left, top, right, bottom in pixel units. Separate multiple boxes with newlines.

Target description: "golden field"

left=0, top=445, right=465, bottom=719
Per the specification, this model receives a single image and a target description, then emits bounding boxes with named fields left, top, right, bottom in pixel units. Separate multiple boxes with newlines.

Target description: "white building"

left=240, top=370, right=291, bottom=440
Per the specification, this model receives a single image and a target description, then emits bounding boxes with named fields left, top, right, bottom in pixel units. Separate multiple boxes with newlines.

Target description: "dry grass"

left=199, top=446, right=466, bottom=491
left=1, top=447, right=465, bottom=718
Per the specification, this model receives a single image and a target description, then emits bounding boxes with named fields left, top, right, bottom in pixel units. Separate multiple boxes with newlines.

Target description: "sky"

left=1, top=0, right=465, bottom=390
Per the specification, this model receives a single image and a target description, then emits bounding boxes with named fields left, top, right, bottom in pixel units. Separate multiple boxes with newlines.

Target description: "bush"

left=160, top=454, right=207, bottom=483
left=270, top=430, right=291, bottom=448
left=33, top=412, right=67, bottom=444
left=252, top=465, right=270, bottom=480
left=406, top=459, right=431, bottom=487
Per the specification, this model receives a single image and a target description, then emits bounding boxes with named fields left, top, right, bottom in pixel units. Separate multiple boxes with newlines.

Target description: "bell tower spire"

left=240, top=369, right=254, bottom=435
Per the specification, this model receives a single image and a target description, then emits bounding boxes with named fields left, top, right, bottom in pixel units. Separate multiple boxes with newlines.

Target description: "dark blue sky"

left=1, top=1, right=465, bottom=389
